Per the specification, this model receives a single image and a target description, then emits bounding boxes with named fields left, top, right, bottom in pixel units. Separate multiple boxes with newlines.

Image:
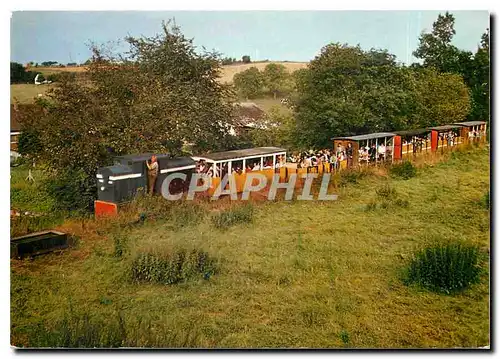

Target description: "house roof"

left=11, top=105, right=23, bottom=132
left=332, top=132, right=396, bottom=141
left=11, top=104, right=44, bottom=133
left=193, top=147, right=287, bottom=162
left=233, top=102, right=266, bottom=127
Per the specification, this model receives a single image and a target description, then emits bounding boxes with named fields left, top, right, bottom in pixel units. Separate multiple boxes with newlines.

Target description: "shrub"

left=394, top=198, right=410, bottom=208
left=376, top=184, right=397, bottom=199
left=340, top=169, right=366, bottom=185
left=404, top=242, right=483, bottom=294
left=480, top=191, right=490, bottom=209
left=17, top=129, right=43, bottom=158
left=44, top=169, right=97, bottom=214
left=390, top=161, right=417, bottom=180
left=339, top=329, right=350, bottom=345
left=364, top=200, right=378, bottom=211
left=210, top=204, right=254, bottom=230
left=131, top=249, right=218, bottom=285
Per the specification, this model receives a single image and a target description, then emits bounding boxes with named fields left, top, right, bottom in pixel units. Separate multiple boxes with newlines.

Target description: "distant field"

left=33, top=66, right=87, bottom=76
left=10, top=84, right=53, bottom=104
left=219, top=62, right=308, bottom=83
left=31, top=62, right=308, bottom=81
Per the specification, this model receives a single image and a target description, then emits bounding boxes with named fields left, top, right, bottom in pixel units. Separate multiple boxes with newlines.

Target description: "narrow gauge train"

left=95, top=120, right=487, bottom=217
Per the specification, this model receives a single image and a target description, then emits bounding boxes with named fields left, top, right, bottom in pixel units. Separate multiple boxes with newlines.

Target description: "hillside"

left=219, top=61, right=308, bottom=83
left=11, top=62, right=308, bottom=104
left=11, top=147, right=490, bottom=348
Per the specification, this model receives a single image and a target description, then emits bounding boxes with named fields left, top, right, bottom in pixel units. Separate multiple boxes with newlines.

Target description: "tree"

left=469, top=29, right=490, bottom=122
left=10, top=62, right=37, bottom=84
left=41, top=61, right=58, bottom=67
left=16, top=21, right=238, bottom=211
left=262, top=63, right=292, bottom=99
left=10, top=62, right=25, bottom=84
left=413, top=12, right=457, bottom=72
left=414, top=68, right=471, bottom=127
left=293, top=43, right=471, bottom=149
left=413, top=12, right=490, bottom=123
left=247, top=106, right=295, bottom=148
left=294, top=43, right=387, bottom=148
left=242, top=55, right=251, bottom=64
left=233, top=67, right=263, bottom=99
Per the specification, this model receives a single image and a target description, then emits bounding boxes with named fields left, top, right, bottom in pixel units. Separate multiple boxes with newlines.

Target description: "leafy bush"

left=480, top=191, right=490, bottom=209
left=10, top=185, right=56, bottom=214
left=340, top=169, right=366, bottom=185
left=339, top=329, right=350, bottom=345
left=365, top=184, right=409, bottom=211
left=404, top=242, right=483, bottom=294
left=211, top=204, right=254, bottom=230
left=44, top=169, right=97, bottom=213
left=390, top=161, right=417, bottom=180
left=394, top=198, right=410, bottom=208
left=131, top=249, right=218, bottom=285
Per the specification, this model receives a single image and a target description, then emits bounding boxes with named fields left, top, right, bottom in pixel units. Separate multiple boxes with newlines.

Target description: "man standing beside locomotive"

left=146, top=155, right=159, bottom=195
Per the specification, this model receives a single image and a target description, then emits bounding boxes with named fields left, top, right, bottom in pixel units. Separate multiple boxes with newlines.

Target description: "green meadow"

left=11, top=146, right=490, bottom=348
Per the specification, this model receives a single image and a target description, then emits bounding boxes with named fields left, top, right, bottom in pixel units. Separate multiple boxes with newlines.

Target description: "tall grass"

left=390, top=161, right=417, bottom=180
left=404, top=242, right=483, bottom=294
left=130, top=249, right=218, bottom=285
left=364, top=184, right=409, bottom=211
left=211, top=203, right=254, bottom=230
left=10, top=214, right=64, bottom=237
left=24, top=310, right=201, bottom=348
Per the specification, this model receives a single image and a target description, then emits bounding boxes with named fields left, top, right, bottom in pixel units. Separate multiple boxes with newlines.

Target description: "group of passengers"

left=287, top=145, right=357, bottom=171
left=195, top=156, right=286, bottom=178
left=357, top=143, right=392, bottom=163
left=438, top=131, right=458, bottom=146
left=468, top=129, right=483, bottom=139
left=289, top=148, right=342, bottom=170
left=403, top=136, right=428, bottom=153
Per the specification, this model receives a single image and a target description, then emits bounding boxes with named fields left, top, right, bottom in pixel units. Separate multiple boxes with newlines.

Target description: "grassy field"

left=11, top=84, right=54, bottom=104
left=10, top=147, right=490, bottom=348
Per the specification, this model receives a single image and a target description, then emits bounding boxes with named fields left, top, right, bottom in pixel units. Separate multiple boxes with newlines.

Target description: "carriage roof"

left=332, top=132, right=396, bottom=141
left=193, top=147, right=287, bottom=162
left=453, top=121, right=487, bottom=127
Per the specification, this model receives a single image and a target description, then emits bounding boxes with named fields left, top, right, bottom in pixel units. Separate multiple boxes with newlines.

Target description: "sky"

left=10, top=11, right=489, bottom=65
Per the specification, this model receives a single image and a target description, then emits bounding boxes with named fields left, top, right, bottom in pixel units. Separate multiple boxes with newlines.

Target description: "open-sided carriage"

left=392, top=128, right=432, bottom=160
left=332, top=132, right=396, bottom=168
left=192, top=147, right=287, bottom=195
left=453, top=121, right=488, bottom=144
